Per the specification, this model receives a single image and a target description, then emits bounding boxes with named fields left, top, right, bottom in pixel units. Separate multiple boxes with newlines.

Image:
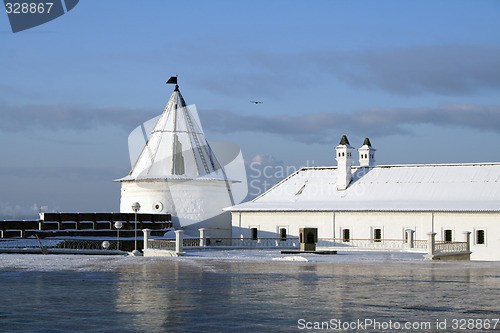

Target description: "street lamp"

left=131, top=202, right=141, bottom=255
left=114, top=221, right=123, bottom=250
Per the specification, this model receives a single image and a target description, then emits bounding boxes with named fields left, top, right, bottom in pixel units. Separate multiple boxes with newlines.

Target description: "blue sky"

left=1, top=1, right=499, bottom=218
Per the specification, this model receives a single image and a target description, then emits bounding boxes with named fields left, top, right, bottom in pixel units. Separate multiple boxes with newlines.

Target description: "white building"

left=226, top=136, right=500, bottom=261
left=116, top=84, right=235, bottom=237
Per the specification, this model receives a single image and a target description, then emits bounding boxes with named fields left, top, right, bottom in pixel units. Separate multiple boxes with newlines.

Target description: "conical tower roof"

left=123, top=85, right=226, bottom=181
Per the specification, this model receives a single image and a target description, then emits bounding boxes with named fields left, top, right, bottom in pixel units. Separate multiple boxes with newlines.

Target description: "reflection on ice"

left=0, top=251, right=499, bottom=332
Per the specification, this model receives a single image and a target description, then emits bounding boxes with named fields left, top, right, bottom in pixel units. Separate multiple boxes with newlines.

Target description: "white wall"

left=121, top=179, right=233, bottom=238
left=231, top=211, right=500, bottom=261
left=232, top=211, right=334, bottom=239
left=434, top=212, right=500, bottom=261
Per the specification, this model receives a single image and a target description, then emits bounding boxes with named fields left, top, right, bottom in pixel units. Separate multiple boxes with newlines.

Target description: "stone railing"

left=142, top=228, right=472, bottom=261
left=318, top=238, right=410, bottom=250
left=142, top=228, right=300, bottom=255
left=207, top=237, right=299, bottom=248
left=434, top=241, right=468, bottom=254
left=183, top=238, right=201, bottom=247
left=147, top=239, right=176, bottom=250
left=412, top=239, right=429, bottom=250
left=143, top=229, right=185, bottom=256
left=425, top=232, right=471, bottom=260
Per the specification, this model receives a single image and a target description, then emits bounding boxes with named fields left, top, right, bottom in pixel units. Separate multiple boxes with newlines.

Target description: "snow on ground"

left=184, top=249, right=427, bottom=264
left=3, top=249, right=493, bottom=273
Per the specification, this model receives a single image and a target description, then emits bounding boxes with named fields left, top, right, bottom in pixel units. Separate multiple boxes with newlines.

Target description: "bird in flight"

left=250, top=101, right=263, bottom=104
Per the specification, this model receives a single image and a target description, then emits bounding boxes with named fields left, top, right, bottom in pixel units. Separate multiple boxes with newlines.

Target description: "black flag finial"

left=166, top=76, right=177, bottom=84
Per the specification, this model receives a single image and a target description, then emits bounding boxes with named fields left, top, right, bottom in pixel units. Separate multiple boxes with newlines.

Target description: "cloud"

left=0, top=100, right=156, bottom=132
left=200, top=103, right=500, bottom=144
left=188, top=45, right=500, bottom=97
left=0, top=166, right=121, bottom=181
left=1, top=98, right=498, bottom=144
left=0, top=202, right=42, bottom=220
left=318, top=45, right=500, bottom=96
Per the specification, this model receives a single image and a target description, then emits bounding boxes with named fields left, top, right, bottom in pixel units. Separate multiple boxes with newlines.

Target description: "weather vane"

left=166, top=76, right=178, bottom=85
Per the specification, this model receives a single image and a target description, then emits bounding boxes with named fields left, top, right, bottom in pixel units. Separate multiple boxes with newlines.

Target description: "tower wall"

left=120, top=179, right=233, bottom=238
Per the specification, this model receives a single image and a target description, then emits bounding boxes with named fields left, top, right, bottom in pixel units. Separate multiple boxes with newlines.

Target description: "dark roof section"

left=363, top=138, right=372, bottom=146
left=339, top=135, right=350, bottom=145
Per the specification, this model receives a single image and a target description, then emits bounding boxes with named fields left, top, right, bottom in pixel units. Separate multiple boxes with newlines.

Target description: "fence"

left=147, top=239, right=176, bottom=250
left=206, top=237, right=300, bottom=248
left=146, top=237, right=298, bottom=250
left=425, top=232, right=471, bottom=260
left=143, top=229, right=472, bottom=260
left=434, top=241, right=468, bottom=254
left=143, top=235, right=427, bottom=254
left=317, top=238, right=413, bottom=250
left=0, top=212, right=172, bottom=239
left=142, top=229, right=426, bottom=253
left=0, top=238, right=122, bottom=251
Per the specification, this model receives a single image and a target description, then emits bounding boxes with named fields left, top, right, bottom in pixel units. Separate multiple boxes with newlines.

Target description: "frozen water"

left=0, top=251, right=499, bottom=332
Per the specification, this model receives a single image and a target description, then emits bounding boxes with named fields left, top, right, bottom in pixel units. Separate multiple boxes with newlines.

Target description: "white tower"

left=335, top=135, right=354, bottom=191
left=116, top=82, right=235, bottom=237
left=358, top=138, right=376, bottom=167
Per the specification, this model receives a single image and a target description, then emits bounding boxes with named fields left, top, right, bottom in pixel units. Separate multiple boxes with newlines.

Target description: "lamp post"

left=131, top=202, right=141, bottom=255
left=114, top=221, right=123, bottom=250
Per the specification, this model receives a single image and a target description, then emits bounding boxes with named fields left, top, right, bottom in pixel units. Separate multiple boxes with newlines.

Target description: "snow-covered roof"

left=116, top=85, right=229, bottom=182
left=225, top=163, right=500, bottom=212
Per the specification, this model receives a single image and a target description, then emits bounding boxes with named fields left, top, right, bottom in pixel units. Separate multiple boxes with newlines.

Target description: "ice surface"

left=1, top=250, right=499, bottom=332
left=0, top=249, right=491, bottom=271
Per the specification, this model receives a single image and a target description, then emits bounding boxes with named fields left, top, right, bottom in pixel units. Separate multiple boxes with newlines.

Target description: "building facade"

left=226, top=136, right=500, bottom=261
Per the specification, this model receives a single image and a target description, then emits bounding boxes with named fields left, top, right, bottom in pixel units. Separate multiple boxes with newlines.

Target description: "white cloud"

left=200, top=103, right=500, bottom=144
left=0, top=202, right=46, bottom=220
left=0, top=100, right=156, bottom=132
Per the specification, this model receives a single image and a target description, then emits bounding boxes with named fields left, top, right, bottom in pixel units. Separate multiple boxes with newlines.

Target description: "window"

left=476, top=230, right=485, bottom=245
left=374, top=228, right=382, bottom=242
left=444, top=229, right=453, bottom=242
left=342, top=229, right=350, bottom=242
left=280, top=228, right=287, bottom=241
left=251, top=228, right=258, bottom=240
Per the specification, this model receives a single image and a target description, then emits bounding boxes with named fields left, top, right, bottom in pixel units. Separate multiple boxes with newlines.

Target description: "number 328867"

left=5, top=2, right=54, bottom=14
